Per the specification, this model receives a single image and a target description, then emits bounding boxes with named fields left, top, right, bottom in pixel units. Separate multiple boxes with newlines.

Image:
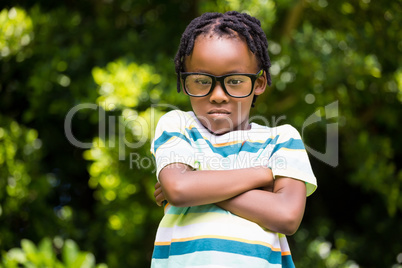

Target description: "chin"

left=210, top=129, right=229, bottom=135
left=208, top=124, right=233, bottom=135
left=196, top=115, right=235, bottom=135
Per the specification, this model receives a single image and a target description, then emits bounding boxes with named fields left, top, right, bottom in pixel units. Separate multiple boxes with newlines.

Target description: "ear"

left=254, top=71, right=267, bottom=96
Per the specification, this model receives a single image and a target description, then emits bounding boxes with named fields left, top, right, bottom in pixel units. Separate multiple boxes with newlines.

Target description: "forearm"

left=216, top=178, right=307, bottom=235
left=159, top=164, right=272, bottom=207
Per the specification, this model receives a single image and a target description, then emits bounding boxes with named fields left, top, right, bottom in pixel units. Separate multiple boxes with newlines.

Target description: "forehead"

left=184, top=35, right=259, bottom=74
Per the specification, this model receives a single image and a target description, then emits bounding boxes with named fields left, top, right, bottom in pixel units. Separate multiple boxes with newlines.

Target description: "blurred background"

left=0, top=0, right=401, bottom=267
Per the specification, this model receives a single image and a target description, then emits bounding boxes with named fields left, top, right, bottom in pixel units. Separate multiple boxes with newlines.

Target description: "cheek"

left=239, top=98, right=253, bottom=111
left=233, top=99, right=253, bottom=118
left=189, top=98, right=206, bottom=113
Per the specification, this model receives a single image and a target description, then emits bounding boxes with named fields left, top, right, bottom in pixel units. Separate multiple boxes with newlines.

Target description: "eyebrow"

left=186, top=69, right=250, bottom=75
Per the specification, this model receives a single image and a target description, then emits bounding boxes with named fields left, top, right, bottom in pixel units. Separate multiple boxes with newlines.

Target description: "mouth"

left=208, top=109, right=231, bottom=115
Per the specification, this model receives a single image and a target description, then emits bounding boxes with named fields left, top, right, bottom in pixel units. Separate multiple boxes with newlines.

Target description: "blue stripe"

left=242, top=135, right=279, bottom=154
left=186, top=128, right=240, bottom=157
left=153, top=244, right=170, bottom=259
left=152, top=238, right=286, bottom=264
left=186, top=128, right=278, bottom=157
left=153, top=131, right=191, bottom=152
left=282, top=254, right=296, bottom=268
left=154, top=128, right=302, bottom=159
left=270, top=138, right=305, bottom=157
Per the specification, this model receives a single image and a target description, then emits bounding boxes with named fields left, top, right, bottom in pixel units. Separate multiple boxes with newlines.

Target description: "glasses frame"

left=180, top=69, right=264, bottom=98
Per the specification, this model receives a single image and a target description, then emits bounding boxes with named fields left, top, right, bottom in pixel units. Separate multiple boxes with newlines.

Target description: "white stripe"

left=152, top=250, right=283, bottom=268
left=155, top=214, right=283, bottom=250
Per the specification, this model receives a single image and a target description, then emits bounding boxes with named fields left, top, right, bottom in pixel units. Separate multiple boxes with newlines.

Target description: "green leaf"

left=6, top=248, right=27, bottom=263
left=72, top=252, right=95, bottom=268
left=62, top=239, right=79, bottom=266
left=21, top=239, right=36, bottom=255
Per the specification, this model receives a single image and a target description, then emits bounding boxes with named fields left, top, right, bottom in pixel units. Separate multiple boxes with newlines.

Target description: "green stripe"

left=159, top=210, right=230, bottom=228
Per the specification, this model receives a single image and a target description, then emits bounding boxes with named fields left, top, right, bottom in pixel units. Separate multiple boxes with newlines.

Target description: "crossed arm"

left=153, top=163, right=306, bottom=235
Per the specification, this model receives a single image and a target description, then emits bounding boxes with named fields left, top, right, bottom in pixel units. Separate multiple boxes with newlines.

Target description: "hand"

left=258, top=166, right=274, bottom=192
left=154, top=181, right=166, bottom=206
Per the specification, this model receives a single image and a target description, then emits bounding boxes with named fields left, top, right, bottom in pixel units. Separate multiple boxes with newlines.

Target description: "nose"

left=209, top=82, right=229, bottom=103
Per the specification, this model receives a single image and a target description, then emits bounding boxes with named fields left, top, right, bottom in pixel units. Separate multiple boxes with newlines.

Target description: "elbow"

left=280, top=221, right=301, bottom=236
left=280, top=209, right=303, bottom=235
left=263, top=211, right=302, bottom=236
left=162, top=180, right=188, bottom=207
left=276, top=202, right=305, bottom=236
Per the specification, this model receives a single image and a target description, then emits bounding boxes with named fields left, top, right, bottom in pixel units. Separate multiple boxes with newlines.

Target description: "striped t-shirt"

left=150, top=110, right=317, bottom=267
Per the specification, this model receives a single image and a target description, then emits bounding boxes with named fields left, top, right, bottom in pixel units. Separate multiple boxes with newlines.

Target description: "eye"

left=189, top=75, right=211, bottom=85
left=195, top=78, right=211, bottom=85
left=226, top=78, right=244, bottom=85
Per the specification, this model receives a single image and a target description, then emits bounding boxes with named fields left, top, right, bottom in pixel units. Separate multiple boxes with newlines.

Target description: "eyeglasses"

left=180, top=69, right=264, bottom=98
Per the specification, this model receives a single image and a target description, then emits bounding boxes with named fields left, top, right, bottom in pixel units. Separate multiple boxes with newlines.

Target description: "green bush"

left=0, top=1, right=401, bottom=267
left=1, top=238, right=107, bottom=268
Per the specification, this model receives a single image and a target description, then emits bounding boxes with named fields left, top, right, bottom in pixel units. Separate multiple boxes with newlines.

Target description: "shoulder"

left=252, top=123, right=301, bottom=140
left=275, top=124, right=301, bottom=138
left=155, top=110, right=197, bottom=133
left=159, top=109, right=190, bottom=121
left=157, top=110, right=194, bottom=126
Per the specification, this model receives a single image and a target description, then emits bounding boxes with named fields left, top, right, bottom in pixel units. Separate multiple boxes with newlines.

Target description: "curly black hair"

left=174, top=11, right=272, bottom=105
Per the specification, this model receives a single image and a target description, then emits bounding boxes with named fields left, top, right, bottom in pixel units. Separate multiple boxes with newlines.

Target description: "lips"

left=208, top=109, right=231, bottom=115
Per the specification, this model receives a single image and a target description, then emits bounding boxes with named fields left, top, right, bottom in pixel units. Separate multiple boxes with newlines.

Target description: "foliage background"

left=0, top=0, right=401, bottom=267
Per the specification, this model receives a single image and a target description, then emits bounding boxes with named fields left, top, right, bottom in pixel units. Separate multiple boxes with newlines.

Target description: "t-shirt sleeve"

left=150, top=110, right=197, bottom=180
left=269, top=124, right=317, bottom=196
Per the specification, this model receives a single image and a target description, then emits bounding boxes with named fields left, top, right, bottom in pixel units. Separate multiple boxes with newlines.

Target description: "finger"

left=154, top=181, right=160, bottom=190
left=153, top=187, right=162, bottom=198
left=155, top=193, right=165, bottom=206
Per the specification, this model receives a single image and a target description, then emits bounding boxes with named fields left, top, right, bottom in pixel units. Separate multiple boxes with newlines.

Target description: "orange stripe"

left=155, top=235, right=282, bottom=252
left=213, top=140, right=244, bottom=147
left=163, top=202, right=170, bottom=211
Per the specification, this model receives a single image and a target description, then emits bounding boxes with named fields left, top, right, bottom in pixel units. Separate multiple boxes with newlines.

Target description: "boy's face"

left=184, top=35, right=267, bottom=135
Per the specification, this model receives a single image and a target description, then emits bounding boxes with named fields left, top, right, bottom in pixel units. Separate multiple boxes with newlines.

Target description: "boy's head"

left=174, top=11, right=272, bottom=93
left=175, top=11, right=272, bottom=135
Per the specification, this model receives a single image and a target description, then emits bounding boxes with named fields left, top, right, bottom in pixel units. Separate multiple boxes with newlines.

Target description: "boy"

left=151, top=11, right=316, bottom=267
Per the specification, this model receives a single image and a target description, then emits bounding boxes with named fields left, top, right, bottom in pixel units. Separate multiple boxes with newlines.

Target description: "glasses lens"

left=224, top=75, right=252, bottom=97
left=185, top=75, right=213, bottom=96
